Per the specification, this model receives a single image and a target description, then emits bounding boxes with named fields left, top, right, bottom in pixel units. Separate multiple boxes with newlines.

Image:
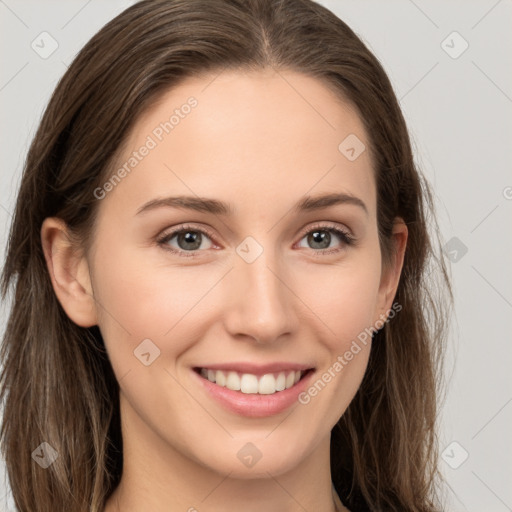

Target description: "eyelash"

left=156, top=222, right=355, bottom=259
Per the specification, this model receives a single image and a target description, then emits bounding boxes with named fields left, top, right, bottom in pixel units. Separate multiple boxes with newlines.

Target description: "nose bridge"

left=224, top=238, right=294, bottom=344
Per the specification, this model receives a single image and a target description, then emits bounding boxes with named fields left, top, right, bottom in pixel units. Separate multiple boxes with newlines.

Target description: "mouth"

left=192, top=364, right=315, bottom=417
left=193, top=367, right=314, bottom=395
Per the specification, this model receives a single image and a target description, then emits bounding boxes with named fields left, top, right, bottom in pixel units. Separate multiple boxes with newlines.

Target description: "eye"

left=157, top=224, right=215, bottom=258
left=296, top=223, right=355, bottom=256
left=157, top=222, right=355, bottom=258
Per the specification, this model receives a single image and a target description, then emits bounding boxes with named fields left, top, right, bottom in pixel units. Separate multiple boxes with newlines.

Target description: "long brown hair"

left=0, top=0, right=452, bottom=510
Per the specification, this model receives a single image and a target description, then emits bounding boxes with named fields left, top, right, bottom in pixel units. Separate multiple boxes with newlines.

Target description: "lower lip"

left=192, top=369, right=315, bottom=418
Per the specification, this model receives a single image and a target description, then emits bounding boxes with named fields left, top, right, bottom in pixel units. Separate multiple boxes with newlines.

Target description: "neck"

left=104, top=392, right=341, bottom=512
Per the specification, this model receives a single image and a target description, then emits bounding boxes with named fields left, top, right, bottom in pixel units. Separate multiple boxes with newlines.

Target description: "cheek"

left=295, top=252, right=382, bottom=349
left=294, top=259, right=380, bottom=422
left=90, top=240, right=224, bottom=358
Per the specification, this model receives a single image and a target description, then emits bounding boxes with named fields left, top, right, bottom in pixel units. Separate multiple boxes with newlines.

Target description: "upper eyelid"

left=298, top=221, right=353, bottom=237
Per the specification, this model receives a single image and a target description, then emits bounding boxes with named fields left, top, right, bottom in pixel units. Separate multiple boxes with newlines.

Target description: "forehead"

left=104, top=69, right=375, bottom=218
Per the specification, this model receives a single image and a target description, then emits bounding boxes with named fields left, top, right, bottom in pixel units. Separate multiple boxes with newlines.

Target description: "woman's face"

left=75, top=69, right=405, bottom=477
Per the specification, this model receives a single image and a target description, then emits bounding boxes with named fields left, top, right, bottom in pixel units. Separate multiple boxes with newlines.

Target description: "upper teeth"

left=199, top=368, right=303, bottom=394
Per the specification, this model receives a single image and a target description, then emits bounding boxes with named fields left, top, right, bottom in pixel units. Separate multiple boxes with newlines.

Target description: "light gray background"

left=1, top=1, right=511, bottom=511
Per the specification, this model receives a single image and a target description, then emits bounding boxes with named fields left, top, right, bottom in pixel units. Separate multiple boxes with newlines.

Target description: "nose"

left=222, top=244, right=296, bottom=345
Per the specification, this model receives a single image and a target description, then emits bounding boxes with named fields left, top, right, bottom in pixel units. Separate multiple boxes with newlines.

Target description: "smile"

left=196, top=367, right=307, bottom=395
left=192, top=364, right=315, bottom=417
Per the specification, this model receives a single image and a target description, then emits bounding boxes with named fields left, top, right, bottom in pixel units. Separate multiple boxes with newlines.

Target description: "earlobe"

left=41, top=217, right=98, bottom=328
left=376, top=218, right=408, bottom=320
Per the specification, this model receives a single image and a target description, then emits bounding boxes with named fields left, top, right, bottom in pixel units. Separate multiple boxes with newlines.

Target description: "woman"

left=0, top=0, right=452, bottom=510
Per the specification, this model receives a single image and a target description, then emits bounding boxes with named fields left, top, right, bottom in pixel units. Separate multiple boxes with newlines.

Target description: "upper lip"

left=194, top=362, right=315, bottom=376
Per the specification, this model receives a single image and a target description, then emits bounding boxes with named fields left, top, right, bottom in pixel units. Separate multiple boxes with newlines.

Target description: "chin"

left=190, top=436, right=311, bottom=479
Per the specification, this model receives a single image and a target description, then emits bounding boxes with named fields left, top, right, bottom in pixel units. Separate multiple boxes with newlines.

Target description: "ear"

left=41, top=217, right=98, bottom=327
left=374, top=217, right=408, bottom=322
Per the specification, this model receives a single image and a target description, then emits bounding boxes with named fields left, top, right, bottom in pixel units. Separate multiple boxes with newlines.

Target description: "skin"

left=41, top=69, right=407, bottom=512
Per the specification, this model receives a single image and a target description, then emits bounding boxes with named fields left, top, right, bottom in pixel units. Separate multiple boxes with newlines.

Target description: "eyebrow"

left=136, top=192, right=368, bottom=217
